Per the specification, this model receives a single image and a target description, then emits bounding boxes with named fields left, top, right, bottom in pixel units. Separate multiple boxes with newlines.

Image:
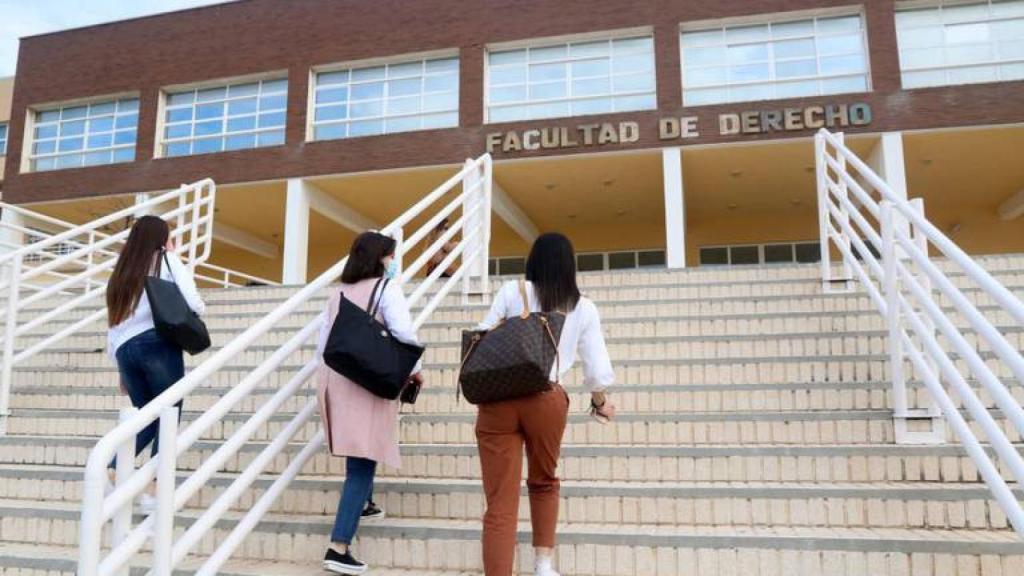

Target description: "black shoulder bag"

left=144, top=251, right=211, bottom=355
left=322, top=278, right=425, bottom=400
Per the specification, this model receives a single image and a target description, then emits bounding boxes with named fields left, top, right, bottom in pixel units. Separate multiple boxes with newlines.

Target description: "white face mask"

left=383, top=258, right=398, bottom=279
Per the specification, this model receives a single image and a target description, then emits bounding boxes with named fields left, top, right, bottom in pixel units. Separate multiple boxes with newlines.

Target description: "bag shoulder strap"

left=518, top=279, right=531, bottom=320
left=161, top=251, right=177, bottom=285
left=368, top=277, right=389, bottom=318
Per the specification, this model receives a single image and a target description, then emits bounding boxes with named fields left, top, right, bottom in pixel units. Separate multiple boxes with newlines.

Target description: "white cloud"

left=0, top=0, right=236, bottom=77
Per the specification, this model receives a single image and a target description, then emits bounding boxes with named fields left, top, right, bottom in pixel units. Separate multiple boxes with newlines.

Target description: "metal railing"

left=77, top=154, right=493, bottom=575
left=0, top=180, right=217, bottom=434
left=815, top=128, right=1024, bottom=537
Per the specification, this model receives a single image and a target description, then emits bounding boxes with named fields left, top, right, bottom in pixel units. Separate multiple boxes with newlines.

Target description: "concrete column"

left=662, top=147, right=686, bottom=269
left=283, top=178, right=311, bottom=284
left=868, top=132, right=908, bottom=201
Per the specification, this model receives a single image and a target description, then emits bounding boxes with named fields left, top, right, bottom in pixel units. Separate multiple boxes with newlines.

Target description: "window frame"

left=679, top=7, right=873, bottom=107
left=306, top=48, right=461, bottom=142
left=21, top=92, right=140, bottom=174
left=154, top=70, right=289, bottom=159
left=0, top=122, right=7, bottom=156
left=894, top=0, right=1024, bottom=89
left=483, top=26, right=658, bottom=124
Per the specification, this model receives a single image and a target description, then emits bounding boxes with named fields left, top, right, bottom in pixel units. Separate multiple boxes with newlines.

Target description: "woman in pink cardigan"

left=315, top=231, right=423, bottom=575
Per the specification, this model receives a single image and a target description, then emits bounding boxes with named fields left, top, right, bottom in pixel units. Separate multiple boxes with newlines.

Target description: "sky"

left=0, top=0, right=237, bottom=76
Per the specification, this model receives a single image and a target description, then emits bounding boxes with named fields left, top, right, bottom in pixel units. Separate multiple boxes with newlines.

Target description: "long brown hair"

left=340, top=232, right=396, bottom=284
left=107, top=216, right=170, bottom=326
left=525, top=232, right=581, bottom=313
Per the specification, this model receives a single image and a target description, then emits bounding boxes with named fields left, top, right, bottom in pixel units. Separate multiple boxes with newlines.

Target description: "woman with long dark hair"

left=315, top=231, right=423, bottom=575
left=106, top=215, right=205, bottom=512
left=474, top=232, right=616, bottom=576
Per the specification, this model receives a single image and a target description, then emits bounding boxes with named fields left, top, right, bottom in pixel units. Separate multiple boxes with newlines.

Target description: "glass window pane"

left=700, top=247, right=729, bottom=265
left=764, top=244, right=794, bottom=263
left=490, top=65, right=528, bottom=85
left=530, top=62, right=566, bottom=81
left=115, top=114, right=138, bottom=130
left=817, top=33, right=863, bottom=56
left=817, top=15, right=861, bottom=34
left=258, top=130, right=286, bottom=147
left=197, top=87, right=226, bottom=102
left=351, top=82, right=385, bottom=100
left=315, top=105, right=348, bottom=122
left=489, top=49, right=526, bottom=66
left=38, top=110, right=60, bottom=123
left=388, top=61, right=423, bottom=78
left=165, top=142, right=191, bottom=157
left=726, top=25, right=770, bottom=43
left=613, top=36, right=653, bottom=53
left=730, top=246, right=760, bottom=265
left=424, top=72, right=457, bottom=92
left=572, top=77, right=611, bottom=96
left=229, top=82, right=259, bottom=97
left=608, top=252, right=637, bottom=270
left=261, top=78, right=288, bottom=93
left=902, top=69, right=947, bottom=88
left=570, top=40, right=609, bottom=58
left=258, top=111, right=286, bottom=128
left=259, top=94, right=287, bottom=111
left=349, top=119, right=384, bottom=137
left=318, top=70, right=349, bottom=86
left=819, top=54, right=866, bottom=75
left=728, top=43, right=770, bottom=64
left=571, top=59, right=610, bottom=78
left=795, top=243, right=822, bottom=263
left=352, top=66, right=385, bottom=82
left=530, top=45, right=567, bottom=61
left=87, top=134, right=112, bottom=149
left=772, top=19, right=814, bottom=38
left=729, top=63, right=770, bottom=82
left=613, top=93, right=655, bottom=111
left=114, top=130, right=136, bottom=145
left=61, top=106, right=88, bottom=120
left=1000, top=61, right=1024, bottom=80
left=89, top=102, right=115, bottom=115
left=385, top=116, right=421, bottom=133
left=426, top=57, right=459, bottom=73
left=166, top=124, right=191, bottom=139
left=225, top=133, right=257, bottom=150
left=774, top=38, right=816, bottom=59
left=423, top=91, right=457, bottom=112
left=530, top=81, right=567, bottom=100
left=775, top=80, right=819, bottom=98
left=946, top=43, right=995, bottom=65
left=84, top=150, right=112, bottom=166
left=167, top=108, right=193, bottom=123
left=351, top=100, right=383, bottom=118
left=776, top=59, right=817, bottom=79
left=317, top=86, right=349, bottom=104
left=947, top=64, right=998, bottom=83
left=388, top=96, right=421, bottom=115
left=389, top=77, right=421, bottom=97
left=684, top=46, right=727, bottom=67
left=820, top=75, right=868, bottom=94
left=577, top=253, right=605, bottom=271
left=638, top=250, right=666, bottom=267
left=612, top=52, right=654, bottom=73
left=227, top=116, right=256, bottom=132
left=193, top=137, right=223, bottom=154
left=60, top=120, right=87, bottom=136
left=196, top=103, right=224, bottom=120
left=612, top=73, right=654, bottom=92
left=571, top=97, right=614, bottom=115
left=167, top=92, right=195, bottom=106
left=421, top=111, right=458, bottom=129
left=490, top=85, right=528, bottom=104
left=228, top=98, right=258, bottom=116
left=315, top=123, right=347, bottom=140
left=195, top=120, right=223, bottom=136
left=682, top=29, right=724, bottom=47
left=35, top=124, right=58, bottom=139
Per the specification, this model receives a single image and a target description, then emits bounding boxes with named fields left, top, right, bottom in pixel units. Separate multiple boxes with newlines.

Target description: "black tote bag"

left=144, top=251, right=211, bottom=355
left=322, top=278, right=425, bottom=400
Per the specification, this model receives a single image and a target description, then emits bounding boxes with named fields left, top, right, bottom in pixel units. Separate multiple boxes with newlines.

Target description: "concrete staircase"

left=2, top=257, right=1024, bottom=575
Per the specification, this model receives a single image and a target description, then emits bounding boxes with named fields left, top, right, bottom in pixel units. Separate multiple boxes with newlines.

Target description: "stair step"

left=1, top=436, right=1019, bottom=483
left=0, top=465, right=1016, bottom=530
left=1, top=499, right=1022, bottom=573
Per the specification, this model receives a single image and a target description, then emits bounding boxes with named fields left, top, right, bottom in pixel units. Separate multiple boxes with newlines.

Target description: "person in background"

left=425, top=217, right=458, bottom=278
left=105, top=215, right=205, bottom=514
left=474, top=232, right=616, bottom=576
left=315, top=231, right=424, bottom=575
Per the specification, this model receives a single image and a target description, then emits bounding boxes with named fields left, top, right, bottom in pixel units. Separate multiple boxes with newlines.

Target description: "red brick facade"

left=3, top=0, right=1023, bottom=203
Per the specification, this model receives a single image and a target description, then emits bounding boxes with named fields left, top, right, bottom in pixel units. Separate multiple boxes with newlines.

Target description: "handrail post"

left=152, top=406, right=179, bottom=576
left=880, top=201, right=906, bottom=419
left=85, top=230, right=96, bottom=292
left=0, top=252, right=22, bottom=435
left=111, top=407, right=138, bottom=576
left=814, top=131, right=832, bottom=290
left=480, top=155, right=493, bottom=300
left=834, top=132, right=852, bottom=289
left=394, top=227, right=405, bottom=278
left=910, top=198, right=942, bottom=420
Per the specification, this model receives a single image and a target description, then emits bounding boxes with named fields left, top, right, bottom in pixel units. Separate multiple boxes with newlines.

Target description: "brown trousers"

left=475, top=385, right=570, bottom=576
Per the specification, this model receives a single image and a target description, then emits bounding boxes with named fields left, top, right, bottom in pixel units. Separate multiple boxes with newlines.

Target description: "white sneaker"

left=137, top=493, right=157, bottom=516
left=535, top=558, right=560, bottom=576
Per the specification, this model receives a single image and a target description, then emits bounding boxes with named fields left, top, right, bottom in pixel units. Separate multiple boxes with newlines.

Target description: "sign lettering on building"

left=486, top=102, right=872, bottom=153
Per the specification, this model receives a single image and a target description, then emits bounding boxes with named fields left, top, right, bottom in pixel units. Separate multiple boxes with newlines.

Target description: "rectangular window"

left=29, top=98, right=138, bottom=172
left=700, top=242, right=821, bottom=265
left=162, top=77, right=287, bottom=157
left=311, top=55, right=459, bottom=141
left=896, top=1, right=1024, bottom=88
left=681, top=13, right=870, bottom=106
left=0, top=122, right=7, bottom=155
left=486, top=33, right=657, bottom=123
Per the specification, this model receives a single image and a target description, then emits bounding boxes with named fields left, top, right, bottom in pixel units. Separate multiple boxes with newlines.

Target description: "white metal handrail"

left=0, top=180, right=217, bottom=434
left=815, top=128, right=1024, bottom=537
left=77, top=154, right=493, bottom=575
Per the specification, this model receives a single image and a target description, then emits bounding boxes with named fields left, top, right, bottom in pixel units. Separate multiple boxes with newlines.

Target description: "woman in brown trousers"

left=475, top=233, right=616, bottom=576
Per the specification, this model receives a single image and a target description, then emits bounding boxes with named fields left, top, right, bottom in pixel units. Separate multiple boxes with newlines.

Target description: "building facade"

left=2, top=0, right=1023, bottom=282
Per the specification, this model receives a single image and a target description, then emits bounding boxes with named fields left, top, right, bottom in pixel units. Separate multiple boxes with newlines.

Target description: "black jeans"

left=108, top=329, right=185, bottom=469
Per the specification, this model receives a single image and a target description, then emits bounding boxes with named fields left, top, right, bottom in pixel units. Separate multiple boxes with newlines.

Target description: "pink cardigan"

left=315, top=278, right=419, bottom=469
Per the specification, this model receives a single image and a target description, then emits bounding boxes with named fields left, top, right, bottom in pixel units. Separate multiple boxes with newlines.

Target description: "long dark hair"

left=341, top=231, right=396, bottom=284
left=107, top=215, right=169, bottom=326
left=525, top=232, right=581, bottom=313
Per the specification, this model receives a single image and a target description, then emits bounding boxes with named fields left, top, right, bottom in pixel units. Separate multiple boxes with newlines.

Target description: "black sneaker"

left=323, top=548, right=367, bottom=575
left=361, top=500, right=385, bottom=519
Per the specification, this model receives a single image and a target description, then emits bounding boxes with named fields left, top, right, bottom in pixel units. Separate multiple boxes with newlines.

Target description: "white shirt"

left=316, top=280, right=424, bottom=373
left=478, top=280, right=614, bottom=391
left=107, top=252, right=206, bottom=361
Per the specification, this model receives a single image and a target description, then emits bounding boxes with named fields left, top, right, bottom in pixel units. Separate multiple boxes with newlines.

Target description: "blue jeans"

left=332, top=457, right=377, bottom=544
left=108, top=329, right=185, bottom=469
